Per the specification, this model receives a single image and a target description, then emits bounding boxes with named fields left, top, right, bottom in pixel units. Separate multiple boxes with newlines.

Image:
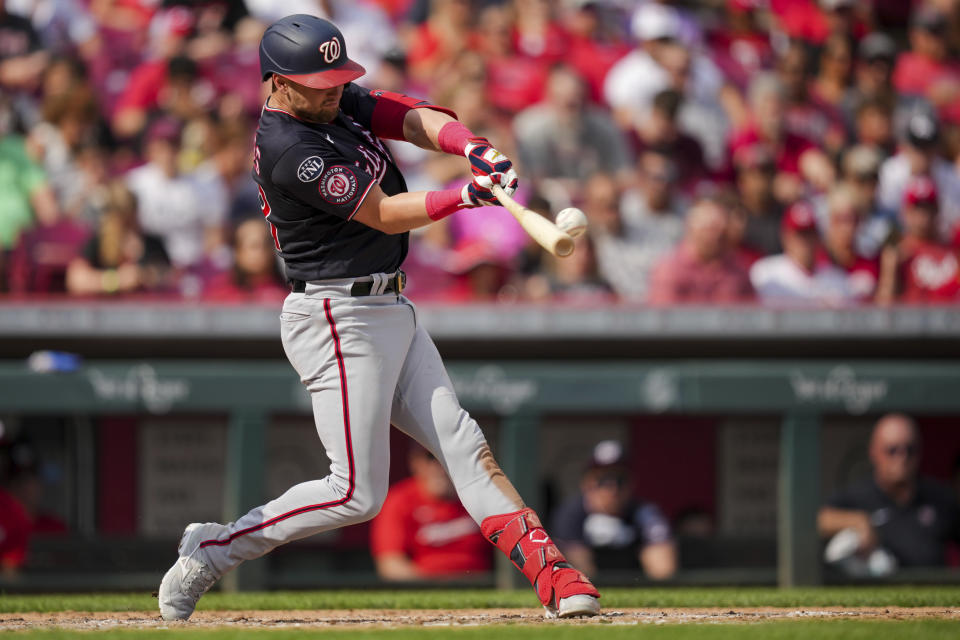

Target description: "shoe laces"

left=182, top=562, right=217, bottom=600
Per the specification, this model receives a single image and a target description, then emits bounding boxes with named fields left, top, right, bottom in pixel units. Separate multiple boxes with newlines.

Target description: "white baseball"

left=555, top=207, right=588, bottom=238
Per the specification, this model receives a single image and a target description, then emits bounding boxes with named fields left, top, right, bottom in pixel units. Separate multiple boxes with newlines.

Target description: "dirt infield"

left=2, top=607, right=959, bottom=630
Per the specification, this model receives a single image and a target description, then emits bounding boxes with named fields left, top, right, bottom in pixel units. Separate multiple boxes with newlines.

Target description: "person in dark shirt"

left=818, top=413, right=960, bottom=571
left=66, top=182, right=171, bottom=296
left=552, top=440, right=676, bottom=580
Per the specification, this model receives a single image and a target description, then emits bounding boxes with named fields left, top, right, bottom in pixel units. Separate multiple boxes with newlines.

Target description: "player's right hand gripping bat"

left=491, top=184, right=575, bottom=257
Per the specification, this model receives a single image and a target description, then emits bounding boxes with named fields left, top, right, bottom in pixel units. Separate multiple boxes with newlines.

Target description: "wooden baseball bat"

left=491, top=185, right=574, bottom=257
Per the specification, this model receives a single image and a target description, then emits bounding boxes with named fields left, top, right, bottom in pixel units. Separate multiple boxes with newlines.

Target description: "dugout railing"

left=1, top=353, right=959, bottom=591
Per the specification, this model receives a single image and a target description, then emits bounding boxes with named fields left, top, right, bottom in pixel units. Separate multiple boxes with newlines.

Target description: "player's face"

left=279, top=77, right=344, bottom=123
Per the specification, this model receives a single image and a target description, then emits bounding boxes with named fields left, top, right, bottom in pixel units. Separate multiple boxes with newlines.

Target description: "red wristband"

left=426, top=187, right=465, bottom=221
left=438, top=121, right=475, bottom=156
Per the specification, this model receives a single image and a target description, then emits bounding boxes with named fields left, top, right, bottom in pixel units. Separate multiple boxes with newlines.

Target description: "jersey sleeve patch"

left=319, top=165, right=360, bottom=205
left=297, top=155, right=325, bottom=182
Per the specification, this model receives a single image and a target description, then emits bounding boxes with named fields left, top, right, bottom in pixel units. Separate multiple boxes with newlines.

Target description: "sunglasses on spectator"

left=852, top=172, right=878, bottom=183
left=885, top=444, right=917, bottom=458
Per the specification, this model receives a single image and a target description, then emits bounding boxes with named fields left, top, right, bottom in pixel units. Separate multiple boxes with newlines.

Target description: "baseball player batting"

left=158, top=15, right=600, bottom=621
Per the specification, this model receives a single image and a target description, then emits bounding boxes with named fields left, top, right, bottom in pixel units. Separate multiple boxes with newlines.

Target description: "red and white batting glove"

left=464, top=172, right=516, bottom=207
left=465, top=137, right=519, bottom=198
left=437, top=122, right=519, bottom=198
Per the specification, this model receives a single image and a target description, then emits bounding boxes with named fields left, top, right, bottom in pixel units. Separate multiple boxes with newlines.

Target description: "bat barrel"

left=491, top=185, right=575, bottom=258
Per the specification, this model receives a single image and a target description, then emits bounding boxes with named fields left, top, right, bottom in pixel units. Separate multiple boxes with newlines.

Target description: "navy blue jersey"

left=252, top=83, right=408, bottom=281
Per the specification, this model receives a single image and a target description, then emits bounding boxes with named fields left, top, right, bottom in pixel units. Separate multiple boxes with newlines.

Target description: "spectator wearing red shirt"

left=706, top=0, right=774, bottom=93
left=730, top=73, right=834, bottom=204
left=877, top=176, right=960, bottom=304
left=0, top=485, right=30, bottom=576
left=0, top=438, right=64, bottom=576
left=511, top=0, right=567, bottom=64
left=204, top=218, right=287, bottom=304
left=770, top=0, right=866, bottom=46
left=817, top=185, right=879, bottom=302
left=562, top=0, right=631, bottom=104
left=471, top=4, right=548, bottom=115
left=648, top=198, right=754, bottom=305
left=892, top=7, right=960, bottom=102
left=371, top=446, right=491, bottom=580
left=406, top=0, right=479, bottom=87
left=7, top=219, right=90, bottom=294
left=111, top=7, right=200, bottom=138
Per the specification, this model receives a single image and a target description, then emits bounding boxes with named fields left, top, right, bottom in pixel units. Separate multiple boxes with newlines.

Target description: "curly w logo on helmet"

left=318, top=36, right=341, bottom=64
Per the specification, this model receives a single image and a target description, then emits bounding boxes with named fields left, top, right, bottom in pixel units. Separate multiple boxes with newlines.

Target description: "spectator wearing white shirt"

left=877, top=110, right=960, bottom=240
left=751, top=201, right=854, bottom=306
left=125, top=119, right=226, bottom=270
left=603, top=3, right=728, bottom=166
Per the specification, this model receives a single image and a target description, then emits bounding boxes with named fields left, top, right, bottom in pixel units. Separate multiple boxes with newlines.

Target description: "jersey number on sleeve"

left=258, top=184, right=281, bottom=251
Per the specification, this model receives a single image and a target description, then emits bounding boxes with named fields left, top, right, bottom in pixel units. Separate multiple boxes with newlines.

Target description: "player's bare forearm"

left=402, top=107, right=457, bottom=153
left=353, top=186, right=436, bottom=234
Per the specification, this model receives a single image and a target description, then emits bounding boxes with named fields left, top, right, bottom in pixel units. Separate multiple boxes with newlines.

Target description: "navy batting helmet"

left=259, top=15, right=366, bottom=89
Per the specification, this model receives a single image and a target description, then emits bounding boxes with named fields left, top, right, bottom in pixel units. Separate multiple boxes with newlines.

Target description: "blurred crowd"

left=3, top=0, right=960, bottom=305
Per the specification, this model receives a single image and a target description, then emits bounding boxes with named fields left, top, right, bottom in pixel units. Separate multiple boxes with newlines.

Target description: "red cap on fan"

left=903, top=175, right=938, bottom=208
left=729, top=0, right=765, bottom=12
left=782, top=201, right=818, bottom=233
